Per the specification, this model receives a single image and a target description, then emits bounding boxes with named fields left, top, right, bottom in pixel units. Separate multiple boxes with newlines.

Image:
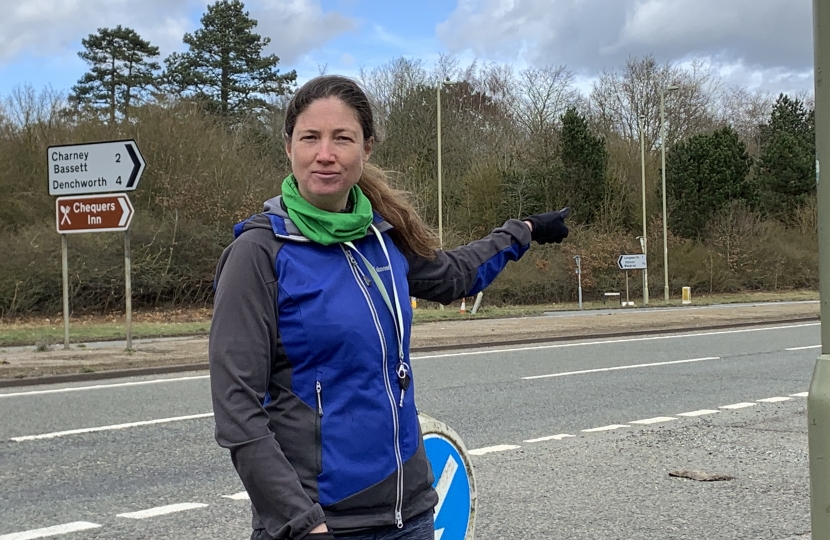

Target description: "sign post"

left=574, top=255, right=583, bottom=310
left=419, top=414, right=477, bottom=540
left=48, top=139, right=144, bottom=350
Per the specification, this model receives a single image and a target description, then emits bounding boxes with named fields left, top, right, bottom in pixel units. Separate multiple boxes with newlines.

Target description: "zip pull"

left=395, top=510, right=403, bottom=529
left=345, top=249, right=372, bottom=287
left=397, top=364, right=410, bottom=408
left=316, top=381, right=324, bottom=417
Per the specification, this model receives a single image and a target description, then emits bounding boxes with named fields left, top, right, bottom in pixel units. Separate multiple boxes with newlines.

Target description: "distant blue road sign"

left=424, top=433, right=473, bottom=540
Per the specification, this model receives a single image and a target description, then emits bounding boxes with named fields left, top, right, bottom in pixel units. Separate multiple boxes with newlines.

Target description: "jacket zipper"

left=316, top=379, right=323, bottom=474
left=342, top=246, right=405, bottom=528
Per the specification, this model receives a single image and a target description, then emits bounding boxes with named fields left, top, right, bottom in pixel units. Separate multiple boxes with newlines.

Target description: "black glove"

left=524, top=207, right=570, bottom=244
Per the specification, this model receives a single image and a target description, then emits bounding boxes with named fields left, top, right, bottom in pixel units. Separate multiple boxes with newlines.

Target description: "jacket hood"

left=233, top=195, right=393, bottom=242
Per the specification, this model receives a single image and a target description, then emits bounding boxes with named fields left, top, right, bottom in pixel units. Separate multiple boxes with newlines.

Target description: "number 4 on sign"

left=433, top=455, right=459, bottom=540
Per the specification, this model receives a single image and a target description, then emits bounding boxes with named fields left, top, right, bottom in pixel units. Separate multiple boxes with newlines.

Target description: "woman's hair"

left=284, top=75, right=439, bottom=259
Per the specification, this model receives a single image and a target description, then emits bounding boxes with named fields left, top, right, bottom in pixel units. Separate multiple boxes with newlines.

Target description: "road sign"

left=420, top=414, right=476, bottom=540
left=55, top=193, right=134, bottom=234
left=48, top=139, right=145, bottom=196
left=617, top=254, right=647, bottom=270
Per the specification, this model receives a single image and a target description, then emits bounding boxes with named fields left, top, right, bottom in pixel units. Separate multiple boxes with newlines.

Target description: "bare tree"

left=589, top=55, right=720, bottom=149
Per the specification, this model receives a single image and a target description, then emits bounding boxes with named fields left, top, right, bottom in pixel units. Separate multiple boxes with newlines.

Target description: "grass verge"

left=0, top=289, right=818, bottom=348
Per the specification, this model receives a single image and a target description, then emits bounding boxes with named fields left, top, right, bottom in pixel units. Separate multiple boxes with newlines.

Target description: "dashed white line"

left=0, top=522, right=101, bottom=540
left=11, top=413, right=214, bottom=442
left=0, top=375, right=209, bottom=398
left=757, top=397, right=792, bottom=403
left=222, top=492, right=250, bottom=501
left=524, top=434, right=575, bottom=443
left=719, top=402, right=757, bottom=410
left=581, top=424, right=630, bottom=433
left=791, top=392, right=809, bottom=397
left=468, top=444, right=521, bottom=456
left=786, top=345, right=822, bottom=351
left=629, top=417, right=677, bottom=425
left=116, top=502, right=208, bottom=519
left=523, top=357, right=720, bottom=380
left=414, top=323, right=818, bottom=362
left=677, top=409, right=720, bottom=417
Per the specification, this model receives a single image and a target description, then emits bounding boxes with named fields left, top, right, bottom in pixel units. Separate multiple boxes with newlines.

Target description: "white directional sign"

left=617, top=254, right=647, bottom=270
left=48, top=139, right=146, bottom=196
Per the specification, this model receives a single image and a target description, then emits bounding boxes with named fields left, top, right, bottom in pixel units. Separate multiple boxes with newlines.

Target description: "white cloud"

left=437, top=0, right=814, bottom=91
left=0, top=0, right=355, bottom=68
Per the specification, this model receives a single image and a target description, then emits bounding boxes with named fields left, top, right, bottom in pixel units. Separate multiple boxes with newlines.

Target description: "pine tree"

left=559, top=107, right=607, bottom=224
left=666, top=127, right=751, bottom=238
left=756, top=94, right=815, bottom=219
left=70, top=26, right=160, bottom=123
left=163, top=0, right=296, bottom=116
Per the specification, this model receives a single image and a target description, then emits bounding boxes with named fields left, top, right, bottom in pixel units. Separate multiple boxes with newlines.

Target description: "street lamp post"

left=639, top=114, right=649, bottom=305
left=437, top=83, right=444, bottom=248
left=436, top=80, right=455, bottom=249
left=660, top=85, right=679, bottom=301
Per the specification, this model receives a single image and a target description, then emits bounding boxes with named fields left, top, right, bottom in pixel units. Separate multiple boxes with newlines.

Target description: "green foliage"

left=70, top=26, right=160, bottom=123
left=559, top=107, right=607, bottom=223
left=666, top=127, right=751, bottom=238
left=756, top=94, right=816, bottom=219
left=163, top=0, right=296, bottom=116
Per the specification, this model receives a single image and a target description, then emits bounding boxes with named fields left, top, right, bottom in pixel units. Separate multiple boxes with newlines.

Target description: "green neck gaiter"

left=280, top=175, right=374, bottom=245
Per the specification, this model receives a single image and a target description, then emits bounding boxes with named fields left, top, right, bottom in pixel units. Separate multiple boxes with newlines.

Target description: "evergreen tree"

left=666, top=127, right=751, bottom=238
left=756, top=94, right=815, bottom=219
left=559, top=107, right=607, bottom=224
left=163, top=0, right=296, bottom=116
left=70, top=26, right=160, bottom=123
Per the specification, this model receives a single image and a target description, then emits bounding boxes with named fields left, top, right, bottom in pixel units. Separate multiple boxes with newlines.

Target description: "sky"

left=0, top=0, right=815, bottom=99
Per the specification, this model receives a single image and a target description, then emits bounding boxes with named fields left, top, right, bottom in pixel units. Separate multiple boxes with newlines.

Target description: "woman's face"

left=285, top=97, right=373, bottom=212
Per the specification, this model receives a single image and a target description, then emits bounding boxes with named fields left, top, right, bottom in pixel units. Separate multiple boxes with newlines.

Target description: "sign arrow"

left=124, top=142, right=144, bottom=188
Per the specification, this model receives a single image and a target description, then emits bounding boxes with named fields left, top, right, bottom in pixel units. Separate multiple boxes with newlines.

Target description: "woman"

left=209, top=75, right=569, bottom=540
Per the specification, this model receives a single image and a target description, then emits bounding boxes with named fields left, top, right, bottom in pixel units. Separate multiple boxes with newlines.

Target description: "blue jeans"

left=336, top=511, right=435, bottom=540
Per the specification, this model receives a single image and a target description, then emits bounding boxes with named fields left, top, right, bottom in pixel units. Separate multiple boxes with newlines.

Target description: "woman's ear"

left=284, top=133, right=292, bottom=161
left=363, top=136, right=373, bottom=163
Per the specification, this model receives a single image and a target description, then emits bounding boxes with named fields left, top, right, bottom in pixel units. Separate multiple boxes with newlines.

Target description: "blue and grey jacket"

left=209, top=196, right=532, bottom=539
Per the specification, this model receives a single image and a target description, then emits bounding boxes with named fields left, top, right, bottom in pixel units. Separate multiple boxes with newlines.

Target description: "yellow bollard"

left=682, top=287, right=691, bottom=305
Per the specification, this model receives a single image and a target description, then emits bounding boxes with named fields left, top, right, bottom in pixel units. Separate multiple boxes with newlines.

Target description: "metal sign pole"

left=625, top=270, right=630, bottom=306
left=61, top=234, right=70, bottom=350
left=124, top=229, right=133, bottom=350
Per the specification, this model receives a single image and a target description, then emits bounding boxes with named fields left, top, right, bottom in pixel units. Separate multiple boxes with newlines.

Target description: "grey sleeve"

left=406, top=218, right=532, bottom=305
left=209, top=230, right=326, bottom=539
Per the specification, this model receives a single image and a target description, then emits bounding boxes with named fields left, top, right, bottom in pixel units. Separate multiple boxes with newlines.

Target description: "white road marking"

left=786, top=345, right=822, bottom=351
left=581, top=425, right=630, bottom=433
left=629, top=417, right=677, bottom=425
left=468, top=444, right=521, bottom=455
left=757, top=397, right=792, bottom=403
left=414, top=323, right=819, bottom=361
left=222, top=492, right=250, bottom=501
left=719, top=402, right=757, bottom=410
left=523, top=357, right=719, bottom=380
left=0, top=375, right=209, bottom=398
left=678, top=409, right=720, bottom=417
left=791, top=392, right=809, bottom=397
left=11, top=413, right=213, bottom=442
left=117, top=502, right=208, bottom=519
left=0, top=522, right=101, bottom=540
left=524, top=434, right=575, bottom=443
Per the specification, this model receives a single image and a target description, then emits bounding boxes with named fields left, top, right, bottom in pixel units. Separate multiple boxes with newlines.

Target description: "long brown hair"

left=284, top=75, right=439, bottom=259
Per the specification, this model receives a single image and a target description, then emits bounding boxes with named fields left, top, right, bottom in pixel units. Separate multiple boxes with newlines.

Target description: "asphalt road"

left=0, top=321, right=818, bottom=539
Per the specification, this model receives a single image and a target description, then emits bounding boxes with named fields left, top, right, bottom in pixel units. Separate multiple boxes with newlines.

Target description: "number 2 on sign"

left=115, top=153, right=121, bottom=163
